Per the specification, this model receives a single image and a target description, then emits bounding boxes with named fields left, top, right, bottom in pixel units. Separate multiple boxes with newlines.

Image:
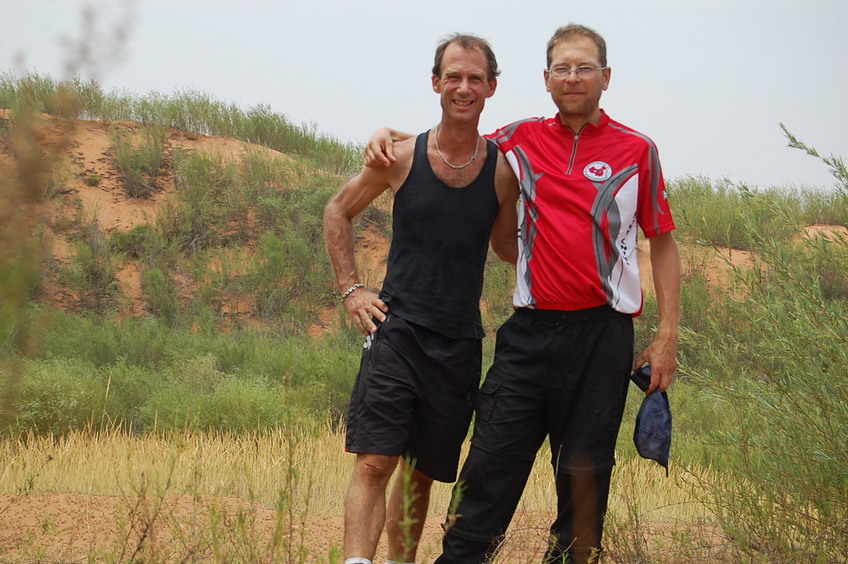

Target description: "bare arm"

left=364, top=127, right=414, bottom=168
left=323, top=166, right=393, bottom=335
left=489, top=152, right=519, bottom=264
left=635, top=231, right=681, bottom=393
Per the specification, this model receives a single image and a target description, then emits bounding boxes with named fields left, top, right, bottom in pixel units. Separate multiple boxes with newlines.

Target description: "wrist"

left=340, top=283, right=364, bottom=301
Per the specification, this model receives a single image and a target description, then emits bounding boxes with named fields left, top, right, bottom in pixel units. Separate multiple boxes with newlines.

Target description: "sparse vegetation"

left=0, top=71, right=362, bottom=176
left=1, top=73, right=846, bottom=561
left=59, top=206, right=122, bottom=313
left=112, top=123, right=167, bottom=198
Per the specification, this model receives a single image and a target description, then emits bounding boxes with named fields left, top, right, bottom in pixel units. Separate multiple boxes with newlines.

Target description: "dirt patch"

left=114, top=261, right=145, bottom=317
left=7, top=112, right=292, bottom=237
left=0, top=493, right=722, bottom=562
left=0, top=493, right=445, bottom=562
left=800, top=223, right=848, bottom=241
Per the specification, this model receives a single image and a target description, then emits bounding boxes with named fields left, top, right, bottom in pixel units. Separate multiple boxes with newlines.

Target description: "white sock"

left=344, top=559, right=372, bottom=564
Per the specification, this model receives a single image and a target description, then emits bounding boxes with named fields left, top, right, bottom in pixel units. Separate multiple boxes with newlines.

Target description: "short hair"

left=546, top=23, right=607, bottom=68
left=432, top=33, right=501, bottom=81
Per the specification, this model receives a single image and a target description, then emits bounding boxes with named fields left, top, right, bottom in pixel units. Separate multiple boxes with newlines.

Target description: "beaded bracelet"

left=340, top=283, right=364, bottom=301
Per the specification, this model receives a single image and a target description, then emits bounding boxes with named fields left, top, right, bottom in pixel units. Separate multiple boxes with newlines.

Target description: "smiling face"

left=544, top=36, right=611, bottom=131
left=432, top=43, right=497, bottom=125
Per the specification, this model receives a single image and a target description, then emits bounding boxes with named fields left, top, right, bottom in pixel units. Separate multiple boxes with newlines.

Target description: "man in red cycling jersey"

left=365, top=23, right=681, bottom=564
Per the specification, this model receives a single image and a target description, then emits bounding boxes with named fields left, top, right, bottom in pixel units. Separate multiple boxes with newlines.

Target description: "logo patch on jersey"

left=584, top=161, right=612, bottom=182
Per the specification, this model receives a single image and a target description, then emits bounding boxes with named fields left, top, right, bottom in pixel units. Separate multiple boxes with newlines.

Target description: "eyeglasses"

left=548, top=65, right=607, bottom=80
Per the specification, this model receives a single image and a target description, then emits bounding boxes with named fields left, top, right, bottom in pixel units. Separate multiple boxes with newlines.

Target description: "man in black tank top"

left=323, top=34, right=518, bottom=564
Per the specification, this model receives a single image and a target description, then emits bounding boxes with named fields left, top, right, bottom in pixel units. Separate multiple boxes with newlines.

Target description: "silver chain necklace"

left=434, top=125, right=481, bottom=170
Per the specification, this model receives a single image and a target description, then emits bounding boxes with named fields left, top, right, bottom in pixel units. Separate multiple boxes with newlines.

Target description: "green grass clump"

left=0, top=71, right=362, bottom=176
left=112, top=123, right=167, bottom=198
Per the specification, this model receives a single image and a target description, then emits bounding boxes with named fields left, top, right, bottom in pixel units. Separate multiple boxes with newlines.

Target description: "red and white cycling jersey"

left=489, top=110, right=675, bottom=314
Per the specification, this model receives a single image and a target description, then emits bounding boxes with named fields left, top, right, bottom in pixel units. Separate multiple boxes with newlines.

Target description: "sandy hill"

left=3, top=110, right=845, bottom=330
left=0, top=110, right=394, bottom=333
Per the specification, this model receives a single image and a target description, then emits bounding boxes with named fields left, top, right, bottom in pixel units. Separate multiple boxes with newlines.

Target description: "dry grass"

left=0, top=427, right=711, bottom=517
left=0, top=424, right=347, bottom=514
left=0, top=426, right=728, bottom=563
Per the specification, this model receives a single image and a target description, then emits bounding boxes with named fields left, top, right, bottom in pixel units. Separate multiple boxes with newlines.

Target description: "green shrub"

left=677, top=132, right=848, bottom=560
left=109, top=223, right=167, bottom=261
left=10, top=358, right=105, bottom=433
left=245, top=232, right=291, bottom=320
left=240, top=150, right=305, bottom=202
left=21, top=310, right=360, bottom=427
left=694, top=261, right=848, bottom=559
left=59, top=211, right=121, bottom=314
left=38, top=313, right=172, bottom=368
left=141, top=267, right=179, bottom=325
left=159, top=151, right=237, bottom=252
left=111, top=124, right=167, bottom=198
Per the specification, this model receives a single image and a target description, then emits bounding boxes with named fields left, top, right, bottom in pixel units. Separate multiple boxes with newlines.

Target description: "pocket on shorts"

left=474, top=375, right=502, bottom=422
left=362, top=313, right=391, bottom=361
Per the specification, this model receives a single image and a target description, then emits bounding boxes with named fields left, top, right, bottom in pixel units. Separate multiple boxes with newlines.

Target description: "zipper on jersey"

left=565, top=123, right=589, bottom=175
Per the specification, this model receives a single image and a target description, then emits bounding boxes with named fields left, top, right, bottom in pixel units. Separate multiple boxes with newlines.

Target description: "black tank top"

left=380, top=131, right=500, bottom=339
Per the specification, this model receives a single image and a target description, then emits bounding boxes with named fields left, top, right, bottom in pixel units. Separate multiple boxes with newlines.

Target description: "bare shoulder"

left=493, top=148, right=507, bottom=166
left=494, top=149, right=514, bottom=175
left=494, top=150, right=519, bottom=203
left=382, top=135, right=416, bottom=191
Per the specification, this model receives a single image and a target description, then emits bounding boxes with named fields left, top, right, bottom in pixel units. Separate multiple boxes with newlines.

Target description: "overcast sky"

left=4, top=0, right=847, bottom=190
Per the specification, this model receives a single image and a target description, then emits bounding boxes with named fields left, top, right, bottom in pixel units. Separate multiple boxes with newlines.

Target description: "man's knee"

left=354, top=453, right=398, bottom=485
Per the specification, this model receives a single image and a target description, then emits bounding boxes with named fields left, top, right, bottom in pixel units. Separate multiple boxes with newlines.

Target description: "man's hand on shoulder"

left=364, top=127, right=414, bottom=168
